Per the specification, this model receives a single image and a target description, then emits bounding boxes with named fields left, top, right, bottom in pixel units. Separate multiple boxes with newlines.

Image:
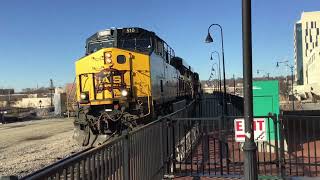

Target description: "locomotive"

left=73, top=27, right=200, bottom=146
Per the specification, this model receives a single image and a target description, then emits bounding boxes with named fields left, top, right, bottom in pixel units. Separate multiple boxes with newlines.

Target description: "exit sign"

left=234, top=118, right=267, bottom=142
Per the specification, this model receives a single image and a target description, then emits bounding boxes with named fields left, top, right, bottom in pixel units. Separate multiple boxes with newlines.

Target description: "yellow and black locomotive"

left=74, top=27, right=200, bottom=146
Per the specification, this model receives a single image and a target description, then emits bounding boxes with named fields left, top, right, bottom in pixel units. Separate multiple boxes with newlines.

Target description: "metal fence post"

left=170, top=117, right=176, bottom=175
left=271, top=113, right=280, bottom=176
left=123, top=131, right=130, bottom=180
left=278, top=114, right=286, bottom=178
left=219, top=116, right=224, bottom=175
left=160, top=118, right=164, bottom=178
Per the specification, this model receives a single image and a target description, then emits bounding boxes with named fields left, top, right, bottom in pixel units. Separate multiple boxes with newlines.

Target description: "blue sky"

left=0, top=0, right=319, bottom=90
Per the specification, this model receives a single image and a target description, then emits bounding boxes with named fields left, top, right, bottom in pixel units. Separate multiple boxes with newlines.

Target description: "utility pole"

left=233, top=74, right=236, bottom=95
left=276, top=61, right=294, bottom=110
left=291, top=67, right=294, bottom=110
left=242, top=0, right=258, bottom=179
left=49, top=79, right=54, bottom=108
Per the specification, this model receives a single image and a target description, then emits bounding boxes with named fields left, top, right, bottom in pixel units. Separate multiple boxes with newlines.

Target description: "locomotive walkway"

left=5, top=93, right=320, bottom=180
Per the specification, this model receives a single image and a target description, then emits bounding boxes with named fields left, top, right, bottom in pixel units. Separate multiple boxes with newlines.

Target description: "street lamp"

left=210, top=51, right=222, bottom=94
left=276, top=60, right=295, bottom=110
left=205, top=24, right=227, bottom=115
left=256, top=69, right=270, bottom=80
left=211, top=64, right=220, bottom=92
left=242, top=0, right=258, bottom=179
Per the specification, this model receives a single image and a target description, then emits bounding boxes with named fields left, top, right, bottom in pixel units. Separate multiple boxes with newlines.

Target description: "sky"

left=0, top=0, right=319, bottom=91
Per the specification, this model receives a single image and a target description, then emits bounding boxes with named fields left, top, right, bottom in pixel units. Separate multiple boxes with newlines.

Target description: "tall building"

left=297, top=11, right=320, bottom=85
left=294, top=21, right=303, bottom=85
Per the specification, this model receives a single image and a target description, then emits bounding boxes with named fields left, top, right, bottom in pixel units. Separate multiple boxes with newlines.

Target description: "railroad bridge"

left=21, top=93, right=320, bottom=180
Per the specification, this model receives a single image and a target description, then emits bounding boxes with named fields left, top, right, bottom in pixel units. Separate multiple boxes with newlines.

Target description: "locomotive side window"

left=117, top=55, right=126, bottom=64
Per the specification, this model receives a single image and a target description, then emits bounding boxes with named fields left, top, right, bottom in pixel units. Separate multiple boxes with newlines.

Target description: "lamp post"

left=276, top=61, right=295, bottom=110
left=233, top=74, right=236, bottom=95
left=211, top=64, right=218, bottom=92
left=242, top=0, right=258, bottom=179
left=205, top=24, right=227, bottom=116
left=211, top=63, right=221, bottom=93
left=210, top=51, right=222, bottom=94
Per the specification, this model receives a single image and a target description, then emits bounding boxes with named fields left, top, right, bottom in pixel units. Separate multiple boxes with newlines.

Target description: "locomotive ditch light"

left=80, top=92, right=89, bottom=100
left=121, top=89, right=128, bottom=97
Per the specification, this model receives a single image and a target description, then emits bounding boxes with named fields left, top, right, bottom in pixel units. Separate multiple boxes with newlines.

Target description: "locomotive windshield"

left=86, top=28, right=154, bottom=55
left=87, top=40, right=114, bottom=54
left=86, top=29, right=116, bottom=54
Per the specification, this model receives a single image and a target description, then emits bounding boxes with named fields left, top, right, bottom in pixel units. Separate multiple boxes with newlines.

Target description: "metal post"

left=291, top=67, right=294, bottom=110
left=233, top=74, right=236, bottom=95
left=220, top=28, right=228, bottom=116
left=123, top=131, right=130, bottom=180
left=242, top=0, right=258, bottom=180
left=211, top=51, right=222, bottom=103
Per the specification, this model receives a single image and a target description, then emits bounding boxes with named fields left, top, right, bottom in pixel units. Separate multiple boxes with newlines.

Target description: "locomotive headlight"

left=104, top=52, right=112, bottom=63
left=105, top=52, right=112, bottom=58
left=106, top=58, right=112, bottom=63
left=80, top=92, right=89, bottom=100
left=121, top=89, right=128, bottom=97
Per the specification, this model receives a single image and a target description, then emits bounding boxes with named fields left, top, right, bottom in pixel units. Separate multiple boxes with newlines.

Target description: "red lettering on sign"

left=236, top=121, right=243, bottom=131
left=236, top=134, right=246, bottom=138
left=256, top=120, right=264, bottom=131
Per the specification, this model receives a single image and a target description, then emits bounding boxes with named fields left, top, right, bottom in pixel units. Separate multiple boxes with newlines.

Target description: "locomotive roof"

left=86, top=27, right=165, bottom=43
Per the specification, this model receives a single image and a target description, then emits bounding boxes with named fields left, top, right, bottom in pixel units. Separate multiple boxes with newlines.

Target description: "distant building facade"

left=297, top=11, right=320, bottom=85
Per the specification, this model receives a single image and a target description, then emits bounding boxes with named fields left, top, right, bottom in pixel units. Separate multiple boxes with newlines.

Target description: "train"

left=73, top=27, right=200, bottom=146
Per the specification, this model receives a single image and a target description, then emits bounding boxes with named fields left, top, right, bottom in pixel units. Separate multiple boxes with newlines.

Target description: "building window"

left=306, top=29, right=308, bottom=36
left=306, top=43, right=308, bottom=49
left=317, top=28, right=319, bottom=35
left=310, top=35, right=312, bottom=42
left=315, top=21, right=317, bottom=28
left=311, top=21, right=314, bottom=28
left=306, top=22, right=308, bottom=29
